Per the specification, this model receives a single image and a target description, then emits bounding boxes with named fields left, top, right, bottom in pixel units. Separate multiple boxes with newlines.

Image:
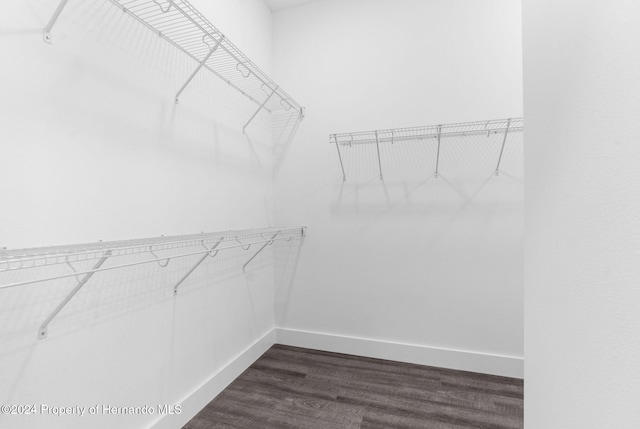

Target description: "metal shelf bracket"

left=434, top=125, right=442, bottom=178
left=243, top=85, right=278, bottom=133
left=175, top=35, right=225, bottom=104
left=375, top=131, right=383, bottom=180
left=495, top=118, right=512, bottom=176
left=242, top=231, right=280, bottom=272
left=43, top=0, right=70, bottom=44
left=38, top=250, right=112, bottom=340
left=333, top=134, right=346, bottom=182
left=173, top=239, right=222, bottom=295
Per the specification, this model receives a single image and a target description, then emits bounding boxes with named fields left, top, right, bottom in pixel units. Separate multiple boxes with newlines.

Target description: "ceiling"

left=264, top=0, right=317, bottom=12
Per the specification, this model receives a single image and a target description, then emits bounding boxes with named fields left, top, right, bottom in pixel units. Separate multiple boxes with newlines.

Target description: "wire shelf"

left=44, top=0, right=303, bottom=129
left=329, top=118, right=523, bottom=181
left=0, top=226, right=306, bottom=339
left=0, top=227, right=303, bottom=274
left=113, top=0, right=301, bottom=116
left=331, top=118, right=523, bottom=146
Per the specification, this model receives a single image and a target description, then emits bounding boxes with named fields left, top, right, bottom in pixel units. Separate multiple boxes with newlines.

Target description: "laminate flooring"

left=183, top=345, right=523, bottom=429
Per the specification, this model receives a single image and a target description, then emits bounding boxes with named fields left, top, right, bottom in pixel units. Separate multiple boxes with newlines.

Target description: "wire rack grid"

left=331, top=118, right=523, bottom=146
left=106, top=0, right=303, bottom=117
left=0, top=227, right=305, bottom=275
left=329, top=118, right=523, bottom=181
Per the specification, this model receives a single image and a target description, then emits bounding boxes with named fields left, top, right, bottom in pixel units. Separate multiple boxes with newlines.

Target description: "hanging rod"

left=329, top=117, right=523, bottom=180
left=0, top=227, right=306, bottom=339
left=109, top=0, right=304, bottom=126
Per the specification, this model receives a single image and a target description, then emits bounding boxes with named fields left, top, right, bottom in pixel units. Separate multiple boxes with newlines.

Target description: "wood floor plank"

left=183, top=344, right=523, bottom=429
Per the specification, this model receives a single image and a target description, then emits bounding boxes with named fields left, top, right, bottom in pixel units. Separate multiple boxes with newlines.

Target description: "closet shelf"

left=0, top=226, right=306, bottom=339
left=0, top=227, right=304, bottom=276
left=46, top=0, right=304, bottom=131
left=329, top=117, right=523, bottom=181
left=331, top=118, right=523, bottom=146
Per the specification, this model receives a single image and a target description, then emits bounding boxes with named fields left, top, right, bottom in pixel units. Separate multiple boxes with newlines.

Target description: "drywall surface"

left=523, top=0, right=640, bottom=427
left=0, top=0, right=274, bottom=248
left=0, top=0, right=281, bottom=428
left=272, top=0, right=524, bottom=375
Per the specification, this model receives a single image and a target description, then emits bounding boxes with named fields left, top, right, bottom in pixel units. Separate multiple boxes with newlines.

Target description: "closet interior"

left=0, top=0, right=524, bottom=428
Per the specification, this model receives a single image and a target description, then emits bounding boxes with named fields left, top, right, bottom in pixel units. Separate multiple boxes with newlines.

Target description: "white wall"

left=523, top=1, right=640, bottom=427
left=272, top=0, right=524, bottom=376
left=0, top=0, right=275, bottom=248
left=0, top=0, right=281, bottom=427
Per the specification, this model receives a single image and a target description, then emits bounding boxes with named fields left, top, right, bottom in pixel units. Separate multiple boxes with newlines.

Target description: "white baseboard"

left=149, top=330, right=275, bottom=429
left=151, top=327, right=522, bottom=429
left=275, top=328, right=523, bottom=379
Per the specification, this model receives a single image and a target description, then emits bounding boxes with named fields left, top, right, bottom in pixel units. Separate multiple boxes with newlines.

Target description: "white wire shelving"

left=0, top=226, right=306, bottom=339
left=329, top=118, right=523, bottom=181
left=43, top=0, right=304, bottom=132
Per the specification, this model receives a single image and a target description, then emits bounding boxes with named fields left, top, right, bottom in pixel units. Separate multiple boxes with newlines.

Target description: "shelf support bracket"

left=333, top=135, right=346, bottom=181
left=375, top=131, right=383, bottom=180
left=38, top=251, right=111, bottom=340
left=242, top=232, right=280, bottom=272
left=173, top=240, right=222, bottom=295
left=243, top=85, right=278, bottom=133
left=495, top=118, right=512, bottom=176
left=175, top=35, right=224, bottom=104
left=43, top=0, right=70, bottom=44
left=434, top=125, right=442, bottom=178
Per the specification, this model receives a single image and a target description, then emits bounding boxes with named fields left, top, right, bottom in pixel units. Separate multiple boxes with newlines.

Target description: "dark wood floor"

left=183, top=345, right=523, bottom=429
